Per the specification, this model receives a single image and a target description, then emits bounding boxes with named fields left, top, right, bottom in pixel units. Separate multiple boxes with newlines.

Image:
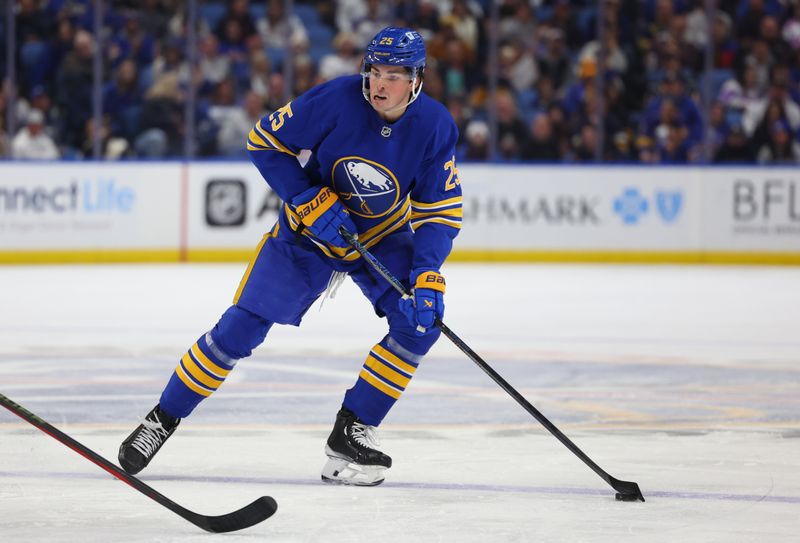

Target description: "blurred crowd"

left=2, top=0, right=800, bottom=164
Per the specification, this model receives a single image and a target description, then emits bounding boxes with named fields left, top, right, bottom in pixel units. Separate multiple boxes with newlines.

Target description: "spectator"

left=103, top=59, right=144, bottom=142
left=757, top=119, right=800, bottom=163
left=656, top=124, right=691, bottom=163
left=108, top=13, right=156, bottom=70
left=135, top=72, right=184, bottom=158
left=150, top=37, right=191, bottom=89
left=522, top=113, right=561, bottom=162
left=712, top=10, right=738, bottom=69
left=743, top=72, right=800, bottom=137
left=718, top=64, right=764, bottom=113
left=642, top=71, right=704, bottom=148
left=445, top=0, right=480, bottom=56
left=55, top=29, right=95, bottom=150
left=336, top=0, right=368, bottom=34
left=782, top=3, right=800, bottom=52
left=536, top=27, right=571, bottom=93
left=292, top=54, right=317, bottom=96
left=214, top=0, right=257, bottom=46
left=208, top=82, right=263, bottom=157
left=714, top=122, right=756, bottom=163
left=12, top=110, right=60, bottom=160
left=439, top=37, right=476, bottom=99
left=352, top=0, right=394, bottom=46
left=707, top=101, right=731, bottom=156
left=78, top=116, right=131, bottom=160
left=498, top=39, right=538, bottom=95
left=138, top=0, right=171, bottom=40
left=198, top=34, right=232, bottom=89
left=494, top=89, right=529, bottom=160
left=463, top=119, right=490, bottom=160
left=248, top=50, right=273, bottom=101
left=258, top=0, right=309, bottom=51
left=570, top=123, right=599, bottom=162
left=319, top=32, right=361, bottom=81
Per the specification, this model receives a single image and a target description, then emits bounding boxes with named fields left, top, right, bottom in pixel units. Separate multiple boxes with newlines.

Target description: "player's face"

left=365, top=64, right=414, bottom=121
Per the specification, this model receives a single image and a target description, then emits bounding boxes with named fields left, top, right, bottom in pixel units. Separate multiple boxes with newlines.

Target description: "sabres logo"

left=331, top=156, right=399, bottom=217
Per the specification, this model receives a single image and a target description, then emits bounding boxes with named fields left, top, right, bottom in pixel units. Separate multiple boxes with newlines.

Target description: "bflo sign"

left=732, top=178, right=800, bottom=234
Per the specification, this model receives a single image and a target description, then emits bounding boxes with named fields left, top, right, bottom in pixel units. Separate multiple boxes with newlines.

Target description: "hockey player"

left=119, top=26, right=462, bottom=486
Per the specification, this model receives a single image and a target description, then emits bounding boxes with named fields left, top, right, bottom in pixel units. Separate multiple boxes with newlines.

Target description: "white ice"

left=1, top=262, right=799, bottom=542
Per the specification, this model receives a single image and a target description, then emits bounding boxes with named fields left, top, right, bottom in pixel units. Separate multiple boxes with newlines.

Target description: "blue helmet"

left=362, top=27, right=426, bottom=111
left=364, top=27, right=426, bottom=73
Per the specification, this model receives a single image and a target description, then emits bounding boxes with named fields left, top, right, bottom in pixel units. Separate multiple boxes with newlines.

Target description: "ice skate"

left=321, top=407, right=392, bottom=486
left=118, top=404, right=180, bottom=474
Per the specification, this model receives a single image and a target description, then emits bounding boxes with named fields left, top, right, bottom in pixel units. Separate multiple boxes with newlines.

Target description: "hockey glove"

left=291, top=186, right=357, bottom=249
left=398, top=269, right=445, bottom=335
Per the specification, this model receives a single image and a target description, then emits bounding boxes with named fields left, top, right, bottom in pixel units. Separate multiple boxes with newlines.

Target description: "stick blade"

left=610, top=478, right=645, bottom=502
left=191, top=496, right=278, bottom=533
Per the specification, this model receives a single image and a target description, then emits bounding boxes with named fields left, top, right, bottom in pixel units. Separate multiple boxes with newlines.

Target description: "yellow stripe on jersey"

left=364, top=355, right=411, bottom=389
left=175, top=363, right=214, bottom=397
left=246, top=121, right=297, bottom=156
left=410, top=196, right=462, bottom=231
left=181, top=352, right=224, bottom=389
left=410, top=196, right=463, bottom=210
left=410, top=208, right=463, bottom=219
left=233, top=225, right=277, bottom=304
left=372, top=344, right=418, bottom=375
left=256, top=120, right=297, bottom=156
left=358, top=368, right=403, bottom=399
left=247, top=127, right=269, bottom=149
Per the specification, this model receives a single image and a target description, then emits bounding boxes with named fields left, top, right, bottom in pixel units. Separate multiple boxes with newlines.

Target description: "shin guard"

left=159, top=332, right=237, bottom=418
left=343, top=336, right=421, bottom=426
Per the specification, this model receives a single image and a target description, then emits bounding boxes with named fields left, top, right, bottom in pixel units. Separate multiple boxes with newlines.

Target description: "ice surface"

left=1, top=263, right=799, bottom=542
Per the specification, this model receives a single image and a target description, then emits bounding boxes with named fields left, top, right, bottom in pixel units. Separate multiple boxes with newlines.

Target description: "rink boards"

left=0, top=162, right=799, bottom=264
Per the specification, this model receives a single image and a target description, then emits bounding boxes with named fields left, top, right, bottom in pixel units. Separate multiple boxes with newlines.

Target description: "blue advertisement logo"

left=613, top=187, right=648, bottom=224
left=613, top=188, right=683, bottom=225
left=655, top=191, right=683, bottom=223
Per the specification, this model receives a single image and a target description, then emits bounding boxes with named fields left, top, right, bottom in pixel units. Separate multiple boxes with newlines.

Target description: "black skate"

left=321, top=407, right=392, bottom=486
left=118, top=404, right=180, bottom=474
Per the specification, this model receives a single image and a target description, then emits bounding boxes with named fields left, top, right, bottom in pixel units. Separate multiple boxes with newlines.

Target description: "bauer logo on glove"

left=290, top=186, right=357, bottom=249
left=399, top=270, right=446, bottom=334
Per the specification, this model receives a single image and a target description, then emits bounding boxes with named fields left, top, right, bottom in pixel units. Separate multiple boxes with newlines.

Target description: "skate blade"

left=321, top=457, right=386, bottom=486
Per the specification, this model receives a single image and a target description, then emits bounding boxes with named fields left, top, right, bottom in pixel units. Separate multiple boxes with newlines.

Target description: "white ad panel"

left=702, top=167, right=800, bottom=251
left=457, top=165, right=701, bottom=251
left=0, top=163, right=181, bottom=249
left=186, top=162, right=282, bottom=248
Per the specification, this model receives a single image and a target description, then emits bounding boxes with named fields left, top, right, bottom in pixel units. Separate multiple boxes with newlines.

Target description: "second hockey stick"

left=340, top=227, right=645, bottom=502
left=0, top=392, right=278, bottom=532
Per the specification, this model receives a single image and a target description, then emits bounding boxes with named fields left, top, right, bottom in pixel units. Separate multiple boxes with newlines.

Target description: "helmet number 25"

left=378, top=37, right=394, bottom=45
left=444, top=156, right=460, bottom=191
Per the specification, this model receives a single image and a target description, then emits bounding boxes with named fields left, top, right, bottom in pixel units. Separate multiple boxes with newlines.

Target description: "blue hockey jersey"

left=246, top=75, right=462, bottom=274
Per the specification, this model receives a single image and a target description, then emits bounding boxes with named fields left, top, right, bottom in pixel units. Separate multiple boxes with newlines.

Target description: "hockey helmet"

left=362, top=27, right=426, bottom=110
left=364, top=26, right=426, bottom=72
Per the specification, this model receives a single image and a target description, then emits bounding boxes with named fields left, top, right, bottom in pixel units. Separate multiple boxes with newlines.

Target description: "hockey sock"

left=159, top=332, right=238, bottom=418
left=343, top=336, right=421, bottom=426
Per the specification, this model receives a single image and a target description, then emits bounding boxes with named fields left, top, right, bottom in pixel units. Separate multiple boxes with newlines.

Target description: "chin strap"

left=361, top=73, right=425, bottom=114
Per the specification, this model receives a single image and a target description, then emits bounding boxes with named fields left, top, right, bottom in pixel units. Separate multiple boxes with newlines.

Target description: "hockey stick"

left=0, top=392, right=278, bottom=532
left=340, top=227, right=645, bottom=502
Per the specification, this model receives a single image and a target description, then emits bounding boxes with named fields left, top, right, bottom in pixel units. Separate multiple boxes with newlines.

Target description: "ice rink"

left=1, top=262, right=799, bottom=542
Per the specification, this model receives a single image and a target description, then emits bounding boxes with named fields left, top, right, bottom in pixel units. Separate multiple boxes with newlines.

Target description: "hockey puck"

left=615, top=493, right=639, bottom=502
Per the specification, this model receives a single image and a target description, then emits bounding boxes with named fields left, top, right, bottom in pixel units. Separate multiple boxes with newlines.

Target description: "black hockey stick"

left=340, top=227, right=645, bottom=502
left=0, top=392, right=278, bottom=531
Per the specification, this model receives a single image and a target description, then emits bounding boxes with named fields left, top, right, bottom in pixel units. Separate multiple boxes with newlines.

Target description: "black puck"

left=615, top=492, right=639, bottom=502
